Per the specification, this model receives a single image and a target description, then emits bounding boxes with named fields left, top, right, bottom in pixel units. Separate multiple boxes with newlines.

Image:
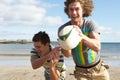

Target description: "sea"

left=0, top=42, right=120, bottom=67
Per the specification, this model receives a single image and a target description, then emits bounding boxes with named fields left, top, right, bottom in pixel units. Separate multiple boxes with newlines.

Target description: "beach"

left=0, top=55, right=120, bottom=80
left=0, top=42, right=120, bottom=80
left=0, top=65, right=120, bottom=80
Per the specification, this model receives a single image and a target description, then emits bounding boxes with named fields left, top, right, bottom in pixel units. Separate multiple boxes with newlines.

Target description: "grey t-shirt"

left=58, top=19, right=100, bottom=67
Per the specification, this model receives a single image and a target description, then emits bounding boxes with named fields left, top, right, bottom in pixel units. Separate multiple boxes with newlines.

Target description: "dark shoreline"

left=0, top=41, right=58, bottom=44
left=0, top=42, right=32, bottom=44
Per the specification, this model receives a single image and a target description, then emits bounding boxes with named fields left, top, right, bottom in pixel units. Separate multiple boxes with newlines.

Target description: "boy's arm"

left=50, top=59, right=61, bottom=80
left=30, top=54, right=49, bottom=69
left=61, top=49, right=71, bottom=58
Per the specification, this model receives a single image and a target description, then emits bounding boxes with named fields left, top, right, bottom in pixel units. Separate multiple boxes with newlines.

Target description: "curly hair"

left=32, top=31, right=50, bottom=45
left=64, top=0, right=94, bottom=17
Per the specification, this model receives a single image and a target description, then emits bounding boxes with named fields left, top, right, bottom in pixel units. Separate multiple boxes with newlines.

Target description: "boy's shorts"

left=74, top=60, right=110, bottom=80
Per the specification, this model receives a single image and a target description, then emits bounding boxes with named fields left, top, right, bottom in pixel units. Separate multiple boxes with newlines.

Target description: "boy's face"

left=68, top=2, right=83, bottom=24
left=34, top=41, right=49, bottom=56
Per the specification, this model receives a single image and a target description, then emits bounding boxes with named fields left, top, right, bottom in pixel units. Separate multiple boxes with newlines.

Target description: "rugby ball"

left=58, top=25, right=82, bottom=50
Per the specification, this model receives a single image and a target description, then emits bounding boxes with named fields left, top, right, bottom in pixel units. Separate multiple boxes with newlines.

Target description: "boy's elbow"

left=32, top=65, right=38, bottom=69
left=31, top=63, right=39, bottom=69
left=96, top=47, right=101, bottom=52
left=95, top=44, right=101, bottom=52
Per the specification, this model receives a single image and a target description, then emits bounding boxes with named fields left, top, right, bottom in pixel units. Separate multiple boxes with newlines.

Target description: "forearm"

left=31, top=55, right=49, bottom=69
left=61, top=49, right=71, bottom=57
left=50, top=67, right=60, bottom=80
left=82, top=34, right=101, bottom=52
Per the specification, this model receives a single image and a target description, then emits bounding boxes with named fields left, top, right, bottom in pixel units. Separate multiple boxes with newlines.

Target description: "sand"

left=0, top=55, right=119, bottom=80
left=0, top=66, right=120, bottom=80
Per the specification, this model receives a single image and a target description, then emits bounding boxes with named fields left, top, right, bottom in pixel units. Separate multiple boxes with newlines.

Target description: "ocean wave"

left=101, top=56, right=120, bottom=59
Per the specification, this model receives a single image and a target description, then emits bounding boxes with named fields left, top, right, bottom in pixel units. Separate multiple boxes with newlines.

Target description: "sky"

left=0, top=0, right=120, bottom=42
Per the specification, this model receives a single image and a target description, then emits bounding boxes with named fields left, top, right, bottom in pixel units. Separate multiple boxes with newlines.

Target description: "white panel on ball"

left=58, top=25, right=82, bottom=50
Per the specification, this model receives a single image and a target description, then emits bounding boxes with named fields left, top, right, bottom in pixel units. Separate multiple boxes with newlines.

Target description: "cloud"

left=0, top=25, right=41, bottom=40
left=99, top=26, right=112, bottom=33
left=43, top=16, right=63, bottom=27
left=0, top=30, right=29, bottom=40
left=0, top=0, right=63, bottom=27
left=99, top=26, right=120, bottom=42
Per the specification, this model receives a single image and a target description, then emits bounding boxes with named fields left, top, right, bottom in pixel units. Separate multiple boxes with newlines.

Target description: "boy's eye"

left=69, top=7, right=80, bottom=12
left=35, top=46, right=41, bottom=49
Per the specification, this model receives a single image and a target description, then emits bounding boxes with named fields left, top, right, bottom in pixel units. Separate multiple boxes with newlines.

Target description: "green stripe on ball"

left=59, top=28, right=73, bottom=41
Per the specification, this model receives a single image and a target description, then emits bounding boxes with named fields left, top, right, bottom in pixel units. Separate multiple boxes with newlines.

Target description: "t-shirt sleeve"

left=30, top=48, right=39, bottom=57
left=88, top=20, right=100, bottom=34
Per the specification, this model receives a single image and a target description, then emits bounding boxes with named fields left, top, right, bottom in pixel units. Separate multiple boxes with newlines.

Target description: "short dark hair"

left=32, top=31, right=50, bottom=45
